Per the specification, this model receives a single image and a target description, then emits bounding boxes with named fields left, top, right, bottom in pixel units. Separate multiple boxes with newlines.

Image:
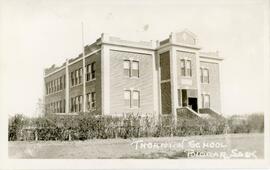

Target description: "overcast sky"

left=0, top=0, right=267, bottom=117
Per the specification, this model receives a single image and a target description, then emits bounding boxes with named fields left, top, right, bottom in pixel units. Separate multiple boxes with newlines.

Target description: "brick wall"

left=68, top=52, right=102, bottom=114
left=160, top=51, right=170, bottom=81
left=44, top=69, right=66, bottom=114
left=161, top=82, right=171, bottom=114
left=86, top=52, right=102, bottom=114
left=160, top=51, right=172, bottom=114
left=200, top=61, right=221, bottom=112
left=44, top=51, right=101, bottom=115
left=109, top=50, right=154, bottom=114
left=176, top=51, right=198, bottom=90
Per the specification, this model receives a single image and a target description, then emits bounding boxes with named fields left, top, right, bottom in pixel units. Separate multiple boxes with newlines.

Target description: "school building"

left=44, top=29, right=223, bottom=120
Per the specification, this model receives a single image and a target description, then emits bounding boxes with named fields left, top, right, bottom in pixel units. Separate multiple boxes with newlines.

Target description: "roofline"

left=44, top=49, right=101, bottom=78
left=101, top=42, right=156, bottom=51
left=44, top=32, right=223, bottom=78
left=199, top=54, right=224, bottom=61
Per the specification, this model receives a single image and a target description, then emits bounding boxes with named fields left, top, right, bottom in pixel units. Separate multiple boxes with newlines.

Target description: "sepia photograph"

left=0, top=0, right=269, bottom=169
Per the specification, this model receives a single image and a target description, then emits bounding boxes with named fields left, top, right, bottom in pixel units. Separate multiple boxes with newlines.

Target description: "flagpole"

left=81, top=22, right=86, bottom=112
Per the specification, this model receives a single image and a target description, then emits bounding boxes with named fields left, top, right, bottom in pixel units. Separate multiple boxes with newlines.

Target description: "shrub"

left=227, top=113, right=264, bottom=133
left=8, top=114, right=26, bottom=141
left=8, top=112, right=264, bottom=141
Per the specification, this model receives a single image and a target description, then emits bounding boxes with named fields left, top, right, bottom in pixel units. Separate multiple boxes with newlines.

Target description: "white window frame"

left=202, top=68, right=209, bottom=83
left=132, top=90, right=140, bottom=108
left=186, top=60, right=192, bottom=77
left=124, top=90, right=131, bottom=107
left=131, top=60, right=139, bottom=78
left=123, top=60, right=131, bottom=77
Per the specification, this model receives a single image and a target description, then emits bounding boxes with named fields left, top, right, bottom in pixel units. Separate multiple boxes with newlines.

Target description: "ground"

left=9, top=133, right=264, bottom=159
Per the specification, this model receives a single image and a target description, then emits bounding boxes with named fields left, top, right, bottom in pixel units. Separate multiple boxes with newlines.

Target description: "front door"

left=188, top=97, right=198, bottom=112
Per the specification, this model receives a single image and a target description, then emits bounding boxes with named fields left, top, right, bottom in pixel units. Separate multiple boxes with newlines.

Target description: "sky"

left=0, top=0, right=268, bottom=117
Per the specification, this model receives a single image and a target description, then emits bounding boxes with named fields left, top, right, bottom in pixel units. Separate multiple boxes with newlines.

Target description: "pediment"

left=174, top=29, right=197, bottom=45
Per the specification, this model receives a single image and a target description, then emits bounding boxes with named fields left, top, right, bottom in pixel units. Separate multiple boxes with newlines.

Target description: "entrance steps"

left=176, top=107, right=224, bottom=120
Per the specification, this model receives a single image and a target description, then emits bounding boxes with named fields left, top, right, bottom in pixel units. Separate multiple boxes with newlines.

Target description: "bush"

left=8, top=114, right=26, bottom=141
left=8, top=112, right=264, bottom=141
left=227, top=113, right=264, bottom=133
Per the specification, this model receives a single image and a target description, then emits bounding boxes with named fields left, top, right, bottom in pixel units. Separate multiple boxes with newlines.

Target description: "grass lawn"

left=8, top=133, right=264, bottom=159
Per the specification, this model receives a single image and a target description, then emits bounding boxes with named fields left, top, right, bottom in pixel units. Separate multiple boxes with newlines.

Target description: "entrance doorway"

left=188, top=97, right=198, bottom=112
left=181, top=89, right=198, bottom=112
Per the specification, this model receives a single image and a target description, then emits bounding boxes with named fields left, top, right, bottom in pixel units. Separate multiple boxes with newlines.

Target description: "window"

left=55, top=79, right=57, bottom=92
left=50, top=103, right=53, bottom=113
left=132, top=61, right=139, bottom=77
left=60, top=77, right=62, bottom=90
left=51, top=81, right=53, bottom=93
left=186, top=60, right=192, bottom=76
left=71, top=96, right=83, bottom=112
left=180, top=59, right=185, bottom=76
left=86, top=62, right=96, bottom=81
left=71, top=97, right=76, bottom=112
left=55, top=80, right=57, bottom=92
left=202, top=68, right=209, bottom=83
left=57, top=101, right=60, bottom=113
left=79, top=95, right=82, bottom=112
left=124, top=60, right=131, bottom=77
left=91, top=62, right=96, bottom=79
left=91, top=92, right=96, bottom=109
left=55, top=102, right=57, bottom=113
left=124, top=90, right=140, bottom=108
left=75, top=70, right=79, bottom=85
left=51, top=81, right=54, bottom=93
left=50, top=103, right=52, bottom=113
left=63, top=99, right=65, bottom=113
left=133, top=91, right=140, bottom=108
left=47, top=83, right=50, bottom=94
left=71, top=97, right=74, bottom=112
left=59, top=100, right=63, bottom=113
left=71, top=72, right=74, bottom=86
left=63, top=75, right=66, bottom=89
left=75, top=97, right=79, bottom=112
left=124, top=90, right=131, bottom=107
left=71, top=68, right=84, bottom=86
left=86, top=64, right=91, bottom=81
left=57, top=78, right=60, bottom=91
left=56, top=79, right=58, bottom=91
left=181, top=59, right=192, bottom=77
left=53, top=102, right=56, bottom=113
left=201, top=94, right=210, bottom=108
left=50, top=82, right=52, bottom=93
left=87, top=92, right=96, bottom=111
left=78, top=68, right=82, bottom=84
left=124, top=60, right=140, bottom=78
left=87, top=94, right=90, bottom=110
left=51, top=103, right=53, bottom=113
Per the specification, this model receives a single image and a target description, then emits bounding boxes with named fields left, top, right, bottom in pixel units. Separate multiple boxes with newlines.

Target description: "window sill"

left=125, top=107, right=140, bottom=109
left=181, top=76, right=192, bottom=78
left=86, top=109, right=96, bottom=112
left=46, top=89, right=65, bottom=96
left=124, top=76, right=140, bottom=79
left=86, top=78, right=96, bottom=82
left=71, top=83, right=83, bottom=88
left=201, top=82, right=210, bottom=85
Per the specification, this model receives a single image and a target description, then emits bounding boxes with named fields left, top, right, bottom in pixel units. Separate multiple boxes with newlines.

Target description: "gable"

left=174, top=30, right=197, bottom=45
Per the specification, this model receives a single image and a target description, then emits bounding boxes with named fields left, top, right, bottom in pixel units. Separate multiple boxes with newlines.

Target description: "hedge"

left=8, top=113, right=264, bottom=141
